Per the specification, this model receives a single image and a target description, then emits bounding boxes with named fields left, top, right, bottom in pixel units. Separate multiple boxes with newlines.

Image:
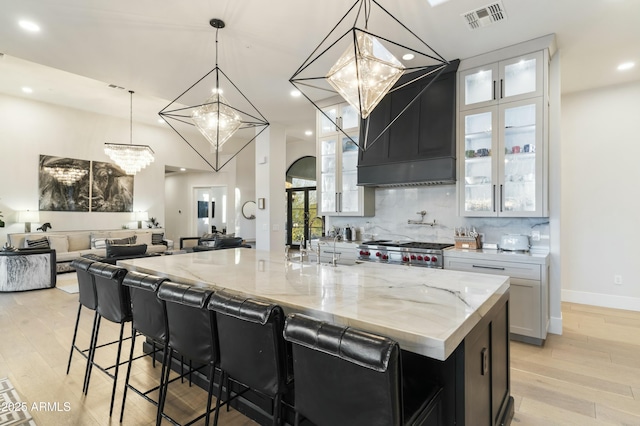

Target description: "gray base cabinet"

left=444, top=251, right=549, bottom=345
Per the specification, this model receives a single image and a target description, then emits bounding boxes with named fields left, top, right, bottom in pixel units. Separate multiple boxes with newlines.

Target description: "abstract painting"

left=39, top=155, right=134, bottom=213
left=39, top=155, right=90, bottom=211
left=90, top=161, right=134, bottom=212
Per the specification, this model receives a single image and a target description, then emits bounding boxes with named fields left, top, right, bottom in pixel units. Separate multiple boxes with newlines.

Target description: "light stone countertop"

left=119, top=248, right=510, bottom=361
left=444, top=247, right=550, bottom=265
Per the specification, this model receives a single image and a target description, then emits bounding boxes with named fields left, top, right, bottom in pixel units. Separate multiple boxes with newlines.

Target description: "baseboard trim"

left=548, top=315, right=563, bottom=335
left=562, top=289, right=640, bottom=312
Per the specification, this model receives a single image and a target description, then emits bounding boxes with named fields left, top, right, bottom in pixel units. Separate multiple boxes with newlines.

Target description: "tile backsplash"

left=326, top=185, right=549, bottom=249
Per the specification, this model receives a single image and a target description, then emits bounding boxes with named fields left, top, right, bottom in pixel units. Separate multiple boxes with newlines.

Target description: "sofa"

left=0, top=248, right=57, bottom=292
left=8, top=229, right=167, bottom=274
left=190, top=234, right=251, bottom=252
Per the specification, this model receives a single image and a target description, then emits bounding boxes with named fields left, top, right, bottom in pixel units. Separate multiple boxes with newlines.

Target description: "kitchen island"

left=119, top=249, right=513, bottom=426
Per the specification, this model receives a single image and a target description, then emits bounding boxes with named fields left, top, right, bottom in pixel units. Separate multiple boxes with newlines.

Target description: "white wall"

left=560, top=81, right=640, bottom=310
left=0, top=93, right=208, bottom=246
left=164, top=166, right=236, bottom=244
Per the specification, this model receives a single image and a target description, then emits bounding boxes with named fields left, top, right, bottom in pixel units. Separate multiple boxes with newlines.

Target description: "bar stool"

left=84, top=262, right=130, bottom=417
left=283, top=313, right=443, bottom=426
left=119, top=270, right=169, bottom=423
left=157, top=282, right=218, bottom=426
left=207, top=290, right=293, bottom=426
left=66, top=257, right=97, bottom=384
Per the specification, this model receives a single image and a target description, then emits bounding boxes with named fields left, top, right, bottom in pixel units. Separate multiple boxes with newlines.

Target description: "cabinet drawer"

left=444, top=258, right=540, bottom=280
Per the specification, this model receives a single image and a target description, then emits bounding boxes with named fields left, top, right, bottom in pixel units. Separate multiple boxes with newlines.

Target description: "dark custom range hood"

left=357, top=60, right=459, bottom=187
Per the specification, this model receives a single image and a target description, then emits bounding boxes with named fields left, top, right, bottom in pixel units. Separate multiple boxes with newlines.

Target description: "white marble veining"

left=119, top=249, right=509, bottom=361
left=327, top=185, right=550, bottom=250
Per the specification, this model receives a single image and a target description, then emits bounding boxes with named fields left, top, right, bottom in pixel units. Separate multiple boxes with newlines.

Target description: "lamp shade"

left=18, top=210, right=40, bottom=223
left=135, top=211, right=149, bottom=221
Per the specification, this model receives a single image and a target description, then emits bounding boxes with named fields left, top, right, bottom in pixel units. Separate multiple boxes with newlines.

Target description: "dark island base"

left=144, top=291, right=513, bottom=426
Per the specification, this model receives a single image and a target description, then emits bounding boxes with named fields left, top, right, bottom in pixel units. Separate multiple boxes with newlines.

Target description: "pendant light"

left=290, top=0, right=451, bottom=151
left=159, top=19, right=269, bottom=172
left=104, top=90, right=154, bottom=175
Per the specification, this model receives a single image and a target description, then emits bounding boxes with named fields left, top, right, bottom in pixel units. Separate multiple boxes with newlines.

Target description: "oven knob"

left=382, top=254, right=389, bottom=260
left=375, top=252, right=381, bottom=257
left=431, top=256, right=438, bottom=262
left=417, top=255, right=423, bottom=261
left=359, top=250, right=364, bottom=255
left=403, top=256, right=409, bottom=262
left=365, top=251, right=370, bottom=256
left=410, top=255, right=416, bottom=260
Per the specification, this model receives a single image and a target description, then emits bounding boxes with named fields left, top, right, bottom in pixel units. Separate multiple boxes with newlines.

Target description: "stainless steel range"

left=357, top=240, right=454, bottom=268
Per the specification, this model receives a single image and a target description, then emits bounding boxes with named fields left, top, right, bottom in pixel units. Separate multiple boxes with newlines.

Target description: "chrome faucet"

left=331, top=234, right=339, bottom=267
left=298, top=240, right=308, bottom=264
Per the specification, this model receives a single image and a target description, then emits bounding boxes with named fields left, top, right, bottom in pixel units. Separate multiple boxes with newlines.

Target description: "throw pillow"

left=135, top=232, right=153, bottom=246
left=215, top=237, right=243, bottom=248
left=91, top=238, right=107, bottom=249
left=47, top=235, right=69, bottom=253
left=106, top=236, right=137, bottom=245
left=105, top=243, right=147, bottom=258
left=26, top=237, right=50, bottom=249
left=151, top=233, right=165, bottom=245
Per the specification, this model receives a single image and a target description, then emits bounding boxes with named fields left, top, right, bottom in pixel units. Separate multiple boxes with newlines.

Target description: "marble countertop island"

left=119, top=249, right=509, bottom=361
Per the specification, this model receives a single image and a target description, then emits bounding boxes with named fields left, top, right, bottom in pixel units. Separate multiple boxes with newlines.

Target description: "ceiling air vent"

left=108, top=84, right=125, bottom=90
left=462, top=1, right=506, bottom=30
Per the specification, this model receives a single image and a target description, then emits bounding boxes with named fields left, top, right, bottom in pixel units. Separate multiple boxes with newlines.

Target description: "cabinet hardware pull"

left=338, top=192, right=342, bottom=212
left=500, top=79, right=504, bottom=99
left=493, top=80, right=496, bottom=100
left=492, top=185, right=496, bottom=212
left=472, top=265, right=506, bottom=270
left=481, top=347, right=489, bottom=375
left=335, top=193, right=338, bottom=212
left=500, top=184, right=503, bottom=212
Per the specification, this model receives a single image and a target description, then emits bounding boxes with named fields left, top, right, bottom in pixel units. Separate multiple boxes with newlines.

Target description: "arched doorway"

left=286, top=156, right=323, bottom=248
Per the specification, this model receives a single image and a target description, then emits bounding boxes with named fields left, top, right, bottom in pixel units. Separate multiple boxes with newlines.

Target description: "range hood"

left=357, top=60, right=459, bottom=187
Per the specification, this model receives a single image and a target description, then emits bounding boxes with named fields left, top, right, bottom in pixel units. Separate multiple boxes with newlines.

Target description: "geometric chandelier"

left=104, top=90, right=154, bottom=175
left=158, top=18, right=269, bottom=172
left=290, top=0, right=451, bottom=152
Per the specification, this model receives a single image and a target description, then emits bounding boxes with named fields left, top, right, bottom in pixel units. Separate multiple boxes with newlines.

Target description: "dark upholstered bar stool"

left=157, top=282, right=218, bottom=426
left=207, top=290, right=292, bottom=426
left=66, top=257, right=98, bottom=380
left=119, top=270, right=169, bottom=423
left=84, top=262, right=130, bottom=417
left=283, top=314, right=443, bottom=426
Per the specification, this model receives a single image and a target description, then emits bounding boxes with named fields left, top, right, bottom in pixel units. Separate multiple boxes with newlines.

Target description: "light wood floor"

left=1, top=285, right=639, bottom=425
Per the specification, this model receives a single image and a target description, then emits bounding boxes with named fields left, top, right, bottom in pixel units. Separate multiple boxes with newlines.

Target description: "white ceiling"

left=0, top=0, right=638, bottom=145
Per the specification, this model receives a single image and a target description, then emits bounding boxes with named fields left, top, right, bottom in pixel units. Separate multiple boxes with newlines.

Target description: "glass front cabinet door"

left=459, top=51, right=543, bottom=111
left=317, top=103, right=374, bottom=217
left=460, top=98, right=545, bottom=217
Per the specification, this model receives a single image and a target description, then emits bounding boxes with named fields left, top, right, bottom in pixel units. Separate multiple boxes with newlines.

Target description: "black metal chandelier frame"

left=290, top=0, right=451, bottom=152
left=159, top=18, right=269, bottom=172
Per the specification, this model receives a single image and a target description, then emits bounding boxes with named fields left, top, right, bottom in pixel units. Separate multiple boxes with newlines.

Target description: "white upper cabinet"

left=459, top=51, right=544, bottom=111
left=458, top=47, right=549, bottom=218
left=317, top=102, right=374, bottom=217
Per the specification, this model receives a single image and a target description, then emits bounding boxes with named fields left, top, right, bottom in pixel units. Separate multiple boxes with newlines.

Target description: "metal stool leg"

left=83, top=314, right=101, bottom=395
left=119, top=325, right=137, bottom=422
left=108, top=322, right=126, bottom=417
left=66, top=304, right=83, bottom=374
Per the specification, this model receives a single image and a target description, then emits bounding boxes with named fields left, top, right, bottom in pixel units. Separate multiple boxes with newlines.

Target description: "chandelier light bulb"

left=191, top=91, right=242, bottom=150
left=326, top=32, right=405, bottom=119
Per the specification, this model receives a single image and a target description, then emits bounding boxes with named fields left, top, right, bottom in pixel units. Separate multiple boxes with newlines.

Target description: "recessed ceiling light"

left=18, top=20, right=40, bottom=32
left=157, top=118, right=165, bottom=123
left=305, top=130, right=313, bottom=136
left=22, top=87, right=33, bottom=94
left=180, top=168, right=186, bottom=172
left=617, top=62, right=635, bottom=71
left=402, top=53, right=415, bottom=61
left=290, top=90, right=301, bottom=97
left=427, top=0, right=450, bottom=6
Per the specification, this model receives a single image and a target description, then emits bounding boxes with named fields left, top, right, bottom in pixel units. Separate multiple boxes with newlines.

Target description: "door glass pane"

left=464, top=112, right=493, bottom=212
left=504, top=58, right=536, bottom=98
left=341, top=135, right=359, bottom=212
left=291, top=191, right=305, bottom=243
left=320, top=138, right=336, bottom=212
left=341, top=104, right=359, bottom=130
left=465, top=68, right=494, bottom=106
left=320, top=107, right=338, bottom=135
left=503, top=104, right=536, bottom=212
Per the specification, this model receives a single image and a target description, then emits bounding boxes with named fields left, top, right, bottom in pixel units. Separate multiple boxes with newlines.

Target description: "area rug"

left=0, top=377, right=36, bottom=426
left=56, top=274, right=79, bottom=294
